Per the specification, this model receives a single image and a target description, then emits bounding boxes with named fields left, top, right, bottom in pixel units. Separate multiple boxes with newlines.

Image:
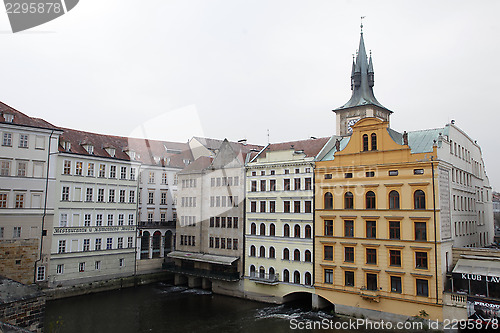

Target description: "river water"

left=44, top=283, right=343, bottom=333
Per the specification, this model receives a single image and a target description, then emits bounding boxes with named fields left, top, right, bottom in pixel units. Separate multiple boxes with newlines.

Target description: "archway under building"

left=152, top=231, right=161, bottom=258
left=164, top=230, right=173, bottom=253
left=282, top=292, right=334, bottom=312
left=140, top=231, right=150, bottom=259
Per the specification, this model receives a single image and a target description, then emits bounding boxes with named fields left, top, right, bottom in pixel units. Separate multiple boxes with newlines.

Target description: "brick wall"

left=0, top=239, right=39, bottom=285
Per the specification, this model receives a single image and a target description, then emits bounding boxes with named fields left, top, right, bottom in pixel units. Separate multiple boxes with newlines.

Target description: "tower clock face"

left=347, top=118, right=360, bottom=135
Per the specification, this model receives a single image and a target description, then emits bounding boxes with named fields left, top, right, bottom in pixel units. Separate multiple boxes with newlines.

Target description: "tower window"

left=371, top=133, right=377, bottom=150
left=362, top=134, right=369, bottom=151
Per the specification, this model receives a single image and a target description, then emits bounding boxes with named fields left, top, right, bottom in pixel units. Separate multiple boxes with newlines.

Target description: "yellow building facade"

left=314, top=117, right=445, bottom=321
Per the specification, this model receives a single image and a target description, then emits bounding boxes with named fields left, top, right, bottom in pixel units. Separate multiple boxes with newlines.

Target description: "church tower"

left=334, top=24, right=392, bottom=136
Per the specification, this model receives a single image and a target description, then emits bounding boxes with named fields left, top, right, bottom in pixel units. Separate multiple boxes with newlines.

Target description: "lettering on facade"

left=54, top=226, right=135, bottom=234
left=461, top=273, right=500, bottom=283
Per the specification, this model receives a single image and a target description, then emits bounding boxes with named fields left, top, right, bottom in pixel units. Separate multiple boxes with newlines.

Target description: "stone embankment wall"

left=0, top=239, right=38, bottom=285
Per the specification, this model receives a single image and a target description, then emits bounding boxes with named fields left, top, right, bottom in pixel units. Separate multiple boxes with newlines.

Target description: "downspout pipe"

left=431, top=159, right=439, bottom=304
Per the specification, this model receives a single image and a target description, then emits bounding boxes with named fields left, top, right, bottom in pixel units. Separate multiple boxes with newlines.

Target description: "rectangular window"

left=19, top=134, right=29, bottom=148
left=366, top=248, right=377, bottom=264
left=17, top=161, right=27, bottom=177
left=108, top=189, right=115, bottom=202
left=120, top=167, right=127, bottom=179
left=128, top=214, right=134, bottom=225
left=61, top=186, right=70, bottom=201
left=15, top=194, right=24, bottom=208
left=118, top=237, right=123, bottom=249
left=260, top=179, right=266, bottom=191
left=260, top=201, right=266, bottom=213
left=344, top=220, right=354, bottom=237
left=148, top=172, right=155, bottom=183
left=84, top=214, right=91, bottom=226
left=324, top=269, right=333, bottom=284
left=128, top=237, right=133, bottom=248
left=129, top=190, right=135, bottom=203
left=366, top=273, right=378, bottom=291
left=233, top=238, right=238, bottom=250
left=83, top=239, right=90, bottom=252
left=110, top=166, right=117, bottom=178
left=107, top=238, right=113, bottom=250
left=59, top=213, right=68, bottom=227
left=344, top=247, right=354, bottom=262
left=366, top=221, right=376, bottom=238
left=107, top=214, right=114, bottom=226
left=251, top=181, right=257, bottom=192
left=148, top=191, right=154, bottom=204
left=35, top=266, right=45, bottom=281
left=324, top=174, right=332, bottom=179
left=250, top=201, right=257, bottom=213
left=294, top=178, right=301, bottom=191
left=391, top=276, right=402, bottom=293
left=119, top=189, right=126, bottom=203
left=305, top=177, right=312, bottom=190
left=87, top=163, right=94, bottom=177
left=118, top=214, right=124, bottom=226
left=161, top=191, right=167, bottom=205
left=2, top=132, right=12, bottom=146
left=0, top=193, right=6, bottom=208
left=345, top=271, right=354, bottom=287
left=13, top=226, right=21, bottom=238
left=414, top=222, right=427, bottom=241
left=284, top=179, right=291, bottom=191
left=324, top=245, right=333, bottom=260
left=215, top=237, right=220, bottom=249
left=86, top=188, right=93, bottom=202
left=130, top=168, right=136, bottom=180
left=58, top=240, right=66, bottom=253
left=324, top=220, right=333, bottom=236
left=119, top=258, right=125, bottom=267
left=416, top=279, right=429, bottom=297
left=389, top=221, right=400, bottom=239
left=95, top=238, right=102, bottom=250
left=0, top=160, right=10, bottom=176
left=366, top=171, right=375, bottom=177
left=304, top=201, right=312, bottom=213
left=294, top=201, right=300, bottom=213
left=269, top=179, right=276, bottom=191
left=96, top=214, right=103, bottom=226
left=390, top=250, right=401, bottom=266
left=97, top=188, right=104, bottom=202
left=56, top=264, right=64, bottom=274
left=415, top=251, right=428, bottom=269
left=95, top=261, right=101, bottom=270
left=233, top=217, right=238, bottom=229
left=99, top=164, right=106, bottom=178
left=388, top=170, right=399, bottom=176
left=63, top=160, right=71, bottom=175
left=344, top=172, right=353, bottom=178
left=269, top=201, right=276, bottom=213
left=75, top=161, right=83, bottom=176
left=79, top=262, right=85, bottom=272
left=284, top=201, right=290, bottom=213
left=414, top=169, right=424, bottom=175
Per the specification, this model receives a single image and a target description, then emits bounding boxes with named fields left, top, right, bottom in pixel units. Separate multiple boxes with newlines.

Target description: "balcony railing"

left=248, top=273, right=280, bottom=285
left=359, top=287, right=381, bottom=301
left=139, top=221, right=175, bottom=228
left=162, top=262, right=240, bottom=282
left=443, top=292, right=468, bottom=308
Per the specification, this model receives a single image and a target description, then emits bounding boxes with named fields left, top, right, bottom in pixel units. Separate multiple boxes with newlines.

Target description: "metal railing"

left=139, top=221, right=175, bottom=228
left=249, top=273, right=280, bottom=285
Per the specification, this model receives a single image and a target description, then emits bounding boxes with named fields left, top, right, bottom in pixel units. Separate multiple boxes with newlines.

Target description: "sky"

left=1, top=0, right=499, bottom=189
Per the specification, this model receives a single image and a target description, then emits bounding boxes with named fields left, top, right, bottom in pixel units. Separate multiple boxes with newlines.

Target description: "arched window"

left=305, top=225, right=312, bottom=238
left=365, top=191, right=376, bottom=209
left=371, top=133, right=377, bottom=150
left=250, top=245, right=256, bottom=257
left=283, top=248, right=290, bottom=260
left=283, top=269, right=290, bottom=283
left=294, top=271, right=301, bottom=284
left=344, top=192, right=354, bottom=209
left=260, top=223, right=266, bottom=236
left=284, top=224, right=290, bottom=237
left=294, top=249, right=301, bottom=261
left=250, top=223, right=256, bottom=235
left=269, top=223, right=276, bottom=236
left=140, top=231, right=150, bottom=259
left=152, top=231, right=161, bottom=258
left=250, top=265, right=256, bottom=277
left=324, top=192, right=333, bottom=209
left=259, top=246, right=265, bottom=258
left=269, top=246, right=275, bottom=258
left=269, top=267, right=275, bottom=279
left=294, top=224, right=301, bottom=238
left=363, top=134, right=369, bottom=151
left=414, top=190, right=426, bottom=209
left=259, top=266, right=265, bottom=278
left=305, top=250, right=312, bottom=262
left=305, top=272, right=312, bottom=286
left=389, top=190, right=400, bottom=209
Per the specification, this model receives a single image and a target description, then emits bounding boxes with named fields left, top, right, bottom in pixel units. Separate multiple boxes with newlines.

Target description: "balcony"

left=139, top=221, right=175, bottom=228
left=162, top=262, right=240, bottom=282
left=249, top=273, right=280, bottom=285
left=443, top=292, right=468, bottom=308
left=359, top=287, right=381, bottom=302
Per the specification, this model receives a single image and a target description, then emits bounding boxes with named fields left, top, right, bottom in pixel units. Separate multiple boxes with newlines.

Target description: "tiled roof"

left=0, top=101, right=59, bottom=130
left=179, top=156, right=213, bottom=174
left=192, top=136, right=263, bottom=155
left=59, top=128, right=193, bottom=167
left=257, top=137, right=330, bottom=159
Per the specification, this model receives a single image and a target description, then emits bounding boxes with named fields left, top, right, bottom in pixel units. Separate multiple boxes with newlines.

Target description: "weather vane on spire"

left=361, top=16, right=366, bottom=33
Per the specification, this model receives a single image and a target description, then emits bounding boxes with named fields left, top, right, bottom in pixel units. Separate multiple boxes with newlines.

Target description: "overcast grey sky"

left=1, top=0, right=499, bottom=189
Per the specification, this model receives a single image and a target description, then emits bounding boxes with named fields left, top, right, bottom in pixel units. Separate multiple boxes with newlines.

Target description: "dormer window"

left=104, top=147, right=116, bottom=157
left=127, top=150, right=136, bottom=160
left=3, top=113, right=14, bottom=123
left=84, top=145, right=94, bottom=154
left=154, top=156, right=160, bottom=164
left=183, top=159, right=190, bottom=165
left=62, top=141, right=71, bottom=151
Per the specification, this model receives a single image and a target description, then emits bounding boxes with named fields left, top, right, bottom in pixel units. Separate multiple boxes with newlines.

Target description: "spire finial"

left=361, top=16, right=365, bottom=33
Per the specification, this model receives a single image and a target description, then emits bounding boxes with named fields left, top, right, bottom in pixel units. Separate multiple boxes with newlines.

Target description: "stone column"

left=148, top=236, right=153, bottom=259
left=160, top=236, right=165, bottom=258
